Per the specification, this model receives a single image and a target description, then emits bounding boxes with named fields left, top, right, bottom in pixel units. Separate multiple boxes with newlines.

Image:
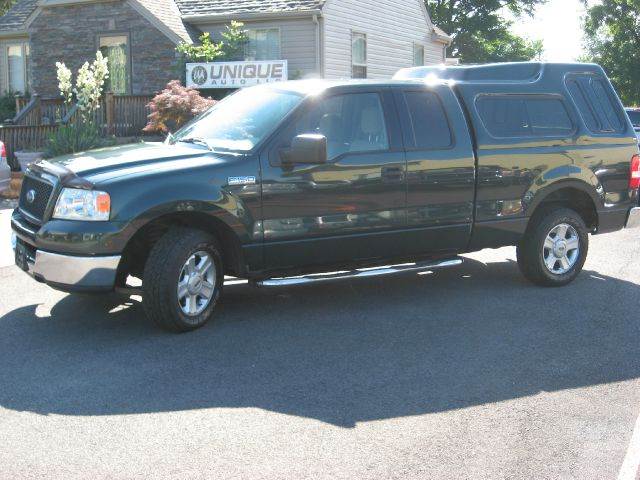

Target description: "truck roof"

left=393, top=62, right=607, bottom=84
left=267, top=62, right=610, bottom=97
left=267, top=78, right=446, bottom=96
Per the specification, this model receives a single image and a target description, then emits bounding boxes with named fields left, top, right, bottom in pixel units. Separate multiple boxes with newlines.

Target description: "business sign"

left=186, top=60, right=288, bottom=89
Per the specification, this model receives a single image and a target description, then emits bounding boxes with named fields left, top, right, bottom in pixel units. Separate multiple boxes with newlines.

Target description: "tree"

left=176, top=21, right=249, bottom=62
left=426, top=0, right=545, bottom=63
left=0, top=0, right=16, bottom=16
left=582, top=0, right=640, bottom=106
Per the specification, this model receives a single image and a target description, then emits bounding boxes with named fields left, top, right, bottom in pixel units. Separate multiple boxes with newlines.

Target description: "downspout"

left=312, top=14, right=321, bottom=77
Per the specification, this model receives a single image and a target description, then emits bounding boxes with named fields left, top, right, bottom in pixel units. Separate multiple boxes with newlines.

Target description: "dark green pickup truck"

left=11, top=62, right=640, bottom=332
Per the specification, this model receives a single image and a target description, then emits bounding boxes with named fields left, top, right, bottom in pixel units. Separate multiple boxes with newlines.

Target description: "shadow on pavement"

left=0, top=258, right=638, bottom=427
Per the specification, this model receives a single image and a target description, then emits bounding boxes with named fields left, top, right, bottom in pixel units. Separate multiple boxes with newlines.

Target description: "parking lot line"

left=618, top=411, right=640, bottom=480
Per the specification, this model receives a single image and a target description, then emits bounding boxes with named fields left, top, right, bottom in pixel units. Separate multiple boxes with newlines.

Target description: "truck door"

left=260, top=88, right=406, bottom=271
left=393, top=86, right=476, bottom=255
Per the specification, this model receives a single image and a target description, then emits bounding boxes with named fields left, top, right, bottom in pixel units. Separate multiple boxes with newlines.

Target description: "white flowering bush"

left=56, top=62, right=73, bottom=105
left=55, top=51, right=109, bottom=119
left=47, top=51, right=112, bottom=157
left=74, top=51, right=109, bottom=118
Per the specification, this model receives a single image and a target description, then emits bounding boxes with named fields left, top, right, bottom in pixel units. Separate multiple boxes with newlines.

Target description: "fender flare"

left=122, top=199, right=255, bottom=245
left=115, top=200, right=256, bottom=278
left=522, top=176, right=604, bottom=220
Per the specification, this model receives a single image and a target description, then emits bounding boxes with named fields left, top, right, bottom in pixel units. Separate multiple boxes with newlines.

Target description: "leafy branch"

left=426, top=0, right=545, bottom=63
left=177, top=21, right=249, bottom=62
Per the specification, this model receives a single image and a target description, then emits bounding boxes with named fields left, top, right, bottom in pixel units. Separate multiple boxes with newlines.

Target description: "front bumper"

left=12, top=233, right=121, bottom=292
left=626, top=207, right=640, bottom=229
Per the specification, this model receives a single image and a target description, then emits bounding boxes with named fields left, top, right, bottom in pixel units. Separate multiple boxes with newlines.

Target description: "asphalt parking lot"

left=0, top=209, right=639, bottom=479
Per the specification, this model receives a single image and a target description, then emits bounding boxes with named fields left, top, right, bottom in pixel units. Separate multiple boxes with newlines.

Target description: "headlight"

left=53, top=188, right=111, bottom=221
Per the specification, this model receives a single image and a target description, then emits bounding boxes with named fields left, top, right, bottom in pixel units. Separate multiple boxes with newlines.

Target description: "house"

left=0, top=0, right=451, bottom=96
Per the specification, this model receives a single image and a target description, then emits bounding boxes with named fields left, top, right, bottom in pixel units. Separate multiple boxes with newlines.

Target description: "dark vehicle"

left=626, top=107, right=640, bottom=143
left=11, top=62, right=640, bottom=332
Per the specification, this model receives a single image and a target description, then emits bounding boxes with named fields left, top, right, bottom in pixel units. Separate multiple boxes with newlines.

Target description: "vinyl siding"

left=200, top=17, right=319, bottom=79
left=322, top=0, right=446, bottom=79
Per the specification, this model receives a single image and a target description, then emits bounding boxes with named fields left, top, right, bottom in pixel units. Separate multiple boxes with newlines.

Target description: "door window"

left=402, top=91, right=452, bottom=149
left=272, top=92, right=389, bottom=163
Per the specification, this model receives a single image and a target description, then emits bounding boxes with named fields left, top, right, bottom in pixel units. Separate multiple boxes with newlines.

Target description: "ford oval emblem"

left=26, top=189, right=36, bottom=204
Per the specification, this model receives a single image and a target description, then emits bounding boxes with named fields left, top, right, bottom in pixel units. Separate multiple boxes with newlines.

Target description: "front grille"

left=19, top=175, right=55, bottom=222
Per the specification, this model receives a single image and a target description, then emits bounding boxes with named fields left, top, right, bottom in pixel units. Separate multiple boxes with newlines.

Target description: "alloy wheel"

left=177, top=251, right=216, bottom=317
left=542, top=223, right=580, bottom=275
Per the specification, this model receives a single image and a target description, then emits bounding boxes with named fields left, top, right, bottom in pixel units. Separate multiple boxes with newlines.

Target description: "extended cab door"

left=393, top=85, right=476, bottom=254
left=260, top=87, right=406, bottom=271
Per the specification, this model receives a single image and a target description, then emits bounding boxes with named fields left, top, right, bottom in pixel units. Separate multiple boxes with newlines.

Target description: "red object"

left=0, top=141, right=6, bottom=162
left=631, top=154, right=640, bottom=190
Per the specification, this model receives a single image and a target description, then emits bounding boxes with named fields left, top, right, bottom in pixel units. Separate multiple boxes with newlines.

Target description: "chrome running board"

left=257, top=258, right=463, bottom=287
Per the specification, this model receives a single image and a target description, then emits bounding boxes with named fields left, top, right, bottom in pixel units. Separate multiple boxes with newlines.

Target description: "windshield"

left=627, top=110, right=640, bottom=127
left=171, top=87, right=304, bottom=152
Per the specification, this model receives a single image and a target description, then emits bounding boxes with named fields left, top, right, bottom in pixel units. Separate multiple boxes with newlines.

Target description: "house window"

left=413, top=44, right=425, bottom=67
left=245, top=29, right=281, bottom=61
left=99, top=35, right=129, bottom=94
left=352, top=32, right=367, bottom=79
left=7, top=43, right=29, bottom=93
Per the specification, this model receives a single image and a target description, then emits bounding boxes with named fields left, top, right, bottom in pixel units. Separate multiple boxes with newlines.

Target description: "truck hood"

left=30, top=142, right=216, bottom=185
left=54, top=142, right=207, bottom=175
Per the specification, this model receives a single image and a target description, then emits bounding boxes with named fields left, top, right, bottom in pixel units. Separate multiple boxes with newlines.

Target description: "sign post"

left=186, top=60, right=288, bottom=89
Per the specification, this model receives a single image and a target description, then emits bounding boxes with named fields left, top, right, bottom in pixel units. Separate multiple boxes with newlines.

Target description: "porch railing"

left=11, top=95, right=73, bottom=126
left=0, top=124, right=60, bottom=166
left=1, top=92, right=155, bottom=168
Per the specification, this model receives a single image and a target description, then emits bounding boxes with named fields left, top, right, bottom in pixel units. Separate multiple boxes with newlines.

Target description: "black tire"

left=142, top=227, right=224, bottom=332
left=516, top=207, right=589, bottom=287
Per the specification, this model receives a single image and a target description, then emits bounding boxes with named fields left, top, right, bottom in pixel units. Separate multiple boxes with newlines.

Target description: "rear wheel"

left=517, top=208, right=589, bottom=287
left=143, top=227, right=223, bottom=332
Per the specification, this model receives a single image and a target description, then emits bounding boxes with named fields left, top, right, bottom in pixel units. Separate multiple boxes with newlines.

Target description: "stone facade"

left=28, top=1, right=180, bottom=96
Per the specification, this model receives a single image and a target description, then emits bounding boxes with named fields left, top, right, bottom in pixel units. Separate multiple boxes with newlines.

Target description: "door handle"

left=381, top=166, right=405, bottom=183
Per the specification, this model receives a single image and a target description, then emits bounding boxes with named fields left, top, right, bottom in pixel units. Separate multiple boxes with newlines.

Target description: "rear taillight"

left=0, top=142, right=5, bottom=161
left=631, top=154, right=640, bottom=190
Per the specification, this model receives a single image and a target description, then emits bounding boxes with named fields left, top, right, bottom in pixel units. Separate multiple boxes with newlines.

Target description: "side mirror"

left=286, top=134, right=327, bottom=165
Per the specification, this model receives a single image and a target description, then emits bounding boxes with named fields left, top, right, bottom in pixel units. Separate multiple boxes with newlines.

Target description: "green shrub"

left=0, top=93, right=17, bottom=123
left=44, top=120, right=114, bottom=158
left=176, top=21, right=248, bottom=62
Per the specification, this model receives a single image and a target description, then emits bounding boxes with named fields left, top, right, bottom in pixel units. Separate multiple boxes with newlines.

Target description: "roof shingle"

left=0, top=0, right=38, bottom=31
left=0, top=0, right=197, bottom=43
left=135, top=0, right=198, bottom=42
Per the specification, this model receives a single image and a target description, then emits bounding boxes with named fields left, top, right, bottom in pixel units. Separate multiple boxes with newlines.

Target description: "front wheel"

left=143, top=227, right=224, bottom=332
left=517, top=208, right=589, bottom=287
